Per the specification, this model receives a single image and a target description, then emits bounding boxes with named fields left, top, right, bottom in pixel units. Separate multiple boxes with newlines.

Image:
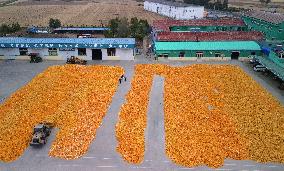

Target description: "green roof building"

left=154, top=41, right=262, bottom=60
left=242, top=11, right=284, bottom=41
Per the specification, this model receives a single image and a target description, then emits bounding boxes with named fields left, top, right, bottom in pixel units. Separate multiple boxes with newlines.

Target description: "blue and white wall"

left=0, top=48, right=135, bottom=60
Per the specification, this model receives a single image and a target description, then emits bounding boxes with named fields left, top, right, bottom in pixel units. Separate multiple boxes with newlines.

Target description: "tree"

left=0, top=23, right=21, bottom=36
left=109, top=18, right=120, bottom=37
left=130, top=17, right=150, bottom=40
left=11, top=22, right=21, bottom=32
left=260, top=0, right=271, bottom=4
left=0, top=24, right=10, bottom=35
left=105, top=17, right=150, bottom=39
left=49, top=18, right=61, bottom=28
left=184, top=0, right=210, bottom=6
left=117, top=17, right=129, bottom=38
left=222, top=0, right=228, bottom=9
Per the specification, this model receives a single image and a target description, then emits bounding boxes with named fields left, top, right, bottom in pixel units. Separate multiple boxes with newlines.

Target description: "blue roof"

left=54, top=27, right=110, bottom=31
left=0, top=37, right=134, bottom=44
left=0, top=37, right=135, bottom=49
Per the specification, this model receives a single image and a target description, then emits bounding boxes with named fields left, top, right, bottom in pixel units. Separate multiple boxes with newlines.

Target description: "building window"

left=196, top=52, right=203, bottom=58
left=179, top=52, right=185, bottom=57
left=48, top=48, right=58, bottom=56
left=19, top=48, right=28, bottom=56
left=279, top=29, right=283, bottom=33
left=215, top=52, right=221, bottom=57
left=78, top=48, right=86, bottom=56
left=107, top=48, right=116, bottom=56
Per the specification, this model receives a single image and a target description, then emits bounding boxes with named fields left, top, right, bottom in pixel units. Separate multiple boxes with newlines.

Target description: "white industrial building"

left=144, top=0, right=204, bottom=20
left=0, top=37, right=135, bottom=60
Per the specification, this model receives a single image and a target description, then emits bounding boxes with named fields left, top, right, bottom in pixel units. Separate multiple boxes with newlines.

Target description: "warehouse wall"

left=102, top=49, right=134, bottom=60
left=144, top=1, right=204, bottom=20
left=156, top=50, right=261, bottom=60
left=0, top=48, right=29, bottom=60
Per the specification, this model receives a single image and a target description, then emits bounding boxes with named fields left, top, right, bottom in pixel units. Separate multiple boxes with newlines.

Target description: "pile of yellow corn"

left=1, top=64, right=283, bottom=167
left=116, top=64, right=169, bottom=163
left=116, top=64, right=284, bottom=168
left=0, top=65, right=123, bottom=162
left=164, top=65, right=249, bottom=168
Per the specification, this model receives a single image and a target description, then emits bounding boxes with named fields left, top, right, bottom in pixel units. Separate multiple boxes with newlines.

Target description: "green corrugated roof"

left=155, top=41, right=261, bottom=51
left=255, top=55, right=284, bottom=81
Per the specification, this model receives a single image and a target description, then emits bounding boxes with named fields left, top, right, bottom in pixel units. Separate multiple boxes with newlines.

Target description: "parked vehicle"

left=279, top=82, right=284, bottom=90
left=66, top=56, right=87, bottom=65
left=253, top=65, right=267, bottom=72
left=249, top=58, right=258, bottom=64
left=30, top=123, right=53, bottom=146
left=29, top=53, right=42, bottom=63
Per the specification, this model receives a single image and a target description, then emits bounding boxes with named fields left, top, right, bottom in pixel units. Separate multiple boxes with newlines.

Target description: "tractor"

left=30, top=123, right=53, bottom=146
left=66, top=56, right=87, bottom=65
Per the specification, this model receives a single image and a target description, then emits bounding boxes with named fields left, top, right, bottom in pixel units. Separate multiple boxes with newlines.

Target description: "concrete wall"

left=0, top=48, right=134, bottom=60
left=144, top=1, right=204, bottom=19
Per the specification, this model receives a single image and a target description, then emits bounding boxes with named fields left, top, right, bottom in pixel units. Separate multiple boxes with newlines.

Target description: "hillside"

left=0, top=0, right=167, bottom=27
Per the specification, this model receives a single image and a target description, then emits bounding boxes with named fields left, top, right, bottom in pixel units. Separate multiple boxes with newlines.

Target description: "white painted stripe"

left=244, top=164, right=256, bottom=167
left=224, top=163, right=236, bottom=166
left=103, top=157, right=112, bottom=160
left=58, top=164, right=81, bottom=167
left=178, top=168, right=195, bottom=170
left=96, top=166, right=117, bottom=168
left=131, top=167, right=153, bottom=169
left=83, top=156, right=96, bottom=159
left=268, top=166, right=279, bottom=168
left=163, top=160, right=170, bottom=163
left=145, top=159, right=153, bottom=162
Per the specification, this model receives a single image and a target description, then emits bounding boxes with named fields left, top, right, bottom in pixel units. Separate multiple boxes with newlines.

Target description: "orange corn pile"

left=116, top=64, right=284, bottom=168
left=0, top=65, right=123, bottom=162
left=116, top=64, right=169, bottom=163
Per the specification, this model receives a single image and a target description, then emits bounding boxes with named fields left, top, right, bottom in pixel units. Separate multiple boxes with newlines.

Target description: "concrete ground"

left=0, top=56, right=284, bottom=171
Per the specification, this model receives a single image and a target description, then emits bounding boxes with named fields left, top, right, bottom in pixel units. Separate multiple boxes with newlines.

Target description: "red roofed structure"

left=151, top=18, right=264, bottom=60
left=153, top=18, right=246, bottom=32
left=156, top=31, right=264, bottom=42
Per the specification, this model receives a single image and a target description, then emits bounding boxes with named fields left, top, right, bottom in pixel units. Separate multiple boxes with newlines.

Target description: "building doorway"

left=231, top=51, right=240, bottom=60
left=92, top=49, right=102, bottom=60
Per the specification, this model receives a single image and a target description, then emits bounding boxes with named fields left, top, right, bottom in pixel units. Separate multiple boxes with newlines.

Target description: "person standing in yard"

left=119, top=75, right=127, bottom=84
